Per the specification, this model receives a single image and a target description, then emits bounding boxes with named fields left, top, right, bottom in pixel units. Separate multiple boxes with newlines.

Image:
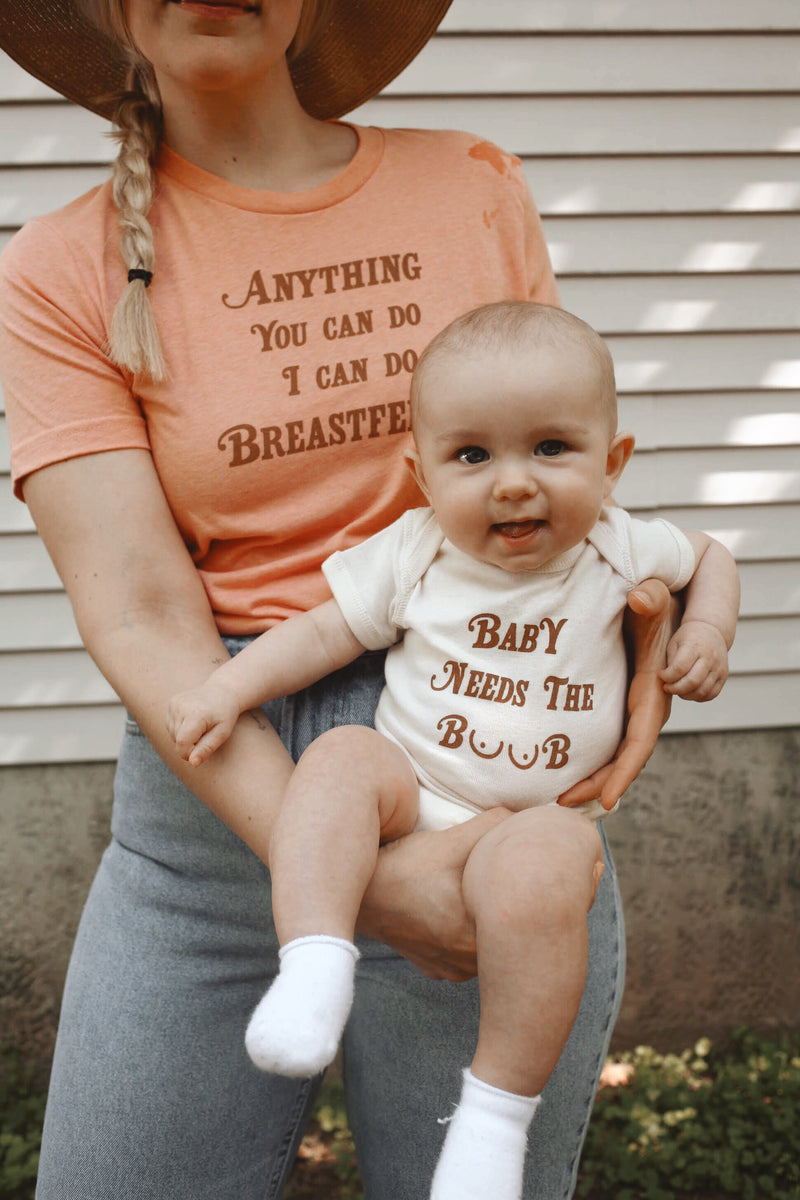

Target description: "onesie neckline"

left=156, top=123, right=385, bottom=215
left=443, top=538, right=587, bottom=579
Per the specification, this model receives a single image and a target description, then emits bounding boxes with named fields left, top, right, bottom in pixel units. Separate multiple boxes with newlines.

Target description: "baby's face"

left=408, top=341, right=627, bottom=573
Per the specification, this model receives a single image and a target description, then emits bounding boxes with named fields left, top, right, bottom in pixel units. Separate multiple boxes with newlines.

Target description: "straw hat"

left=0, top=0, right=453, bottom=121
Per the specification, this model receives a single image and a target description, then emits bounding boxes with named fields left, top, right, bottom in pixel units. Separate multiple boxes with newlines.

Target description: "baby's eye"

left=536, top=439, right=567, bottom=457
left=457, top=446, right=489, bottom=465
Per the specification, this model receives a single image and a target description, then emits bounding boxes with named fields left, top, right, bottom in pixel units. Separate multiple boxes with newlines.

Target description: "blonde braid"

left=108, top=62, right=165, bottom=381
left=82, top=0, right=332, bottom=382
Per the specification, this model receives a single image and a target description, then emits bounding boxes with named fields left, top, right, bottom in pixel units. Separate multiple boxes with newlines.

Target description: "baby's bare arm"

left=168, top=600, right=365, bottom=765
left=661, top=533, right=739, bottom=701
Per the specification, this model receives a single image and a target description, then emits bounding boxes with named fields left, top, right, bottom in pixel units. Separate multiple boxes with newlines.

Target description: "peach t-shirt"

left=1, top=125, right=558, bottom=633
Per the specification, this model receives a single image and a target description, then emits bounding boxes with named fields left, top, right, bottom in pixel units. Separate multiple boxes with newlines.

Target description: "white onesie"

left=322, top=505, right=694, bottom=828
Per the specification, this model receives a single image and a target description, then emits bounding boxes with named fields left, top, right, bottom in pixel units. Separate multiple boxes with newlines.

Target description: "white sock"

left=244, top=935, right=359, bottom=1077
left=430, top=1068, right=541, bottom=1200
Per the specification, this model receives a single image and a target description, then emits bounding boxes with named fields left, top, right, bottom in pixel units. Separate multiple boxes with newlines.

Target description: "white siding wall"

left=1, top=1, right=798, bottom=762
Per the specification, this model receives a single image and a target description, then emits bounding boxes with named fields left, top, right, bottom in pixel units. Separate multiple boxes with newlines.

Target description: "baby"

left=168, top=302, right=739, bottom=1200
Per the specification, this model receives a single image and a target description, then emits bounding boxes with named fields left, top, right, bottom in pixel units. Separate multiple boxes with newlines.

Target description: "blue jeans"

left=36, top=647, right=625, bottom=1199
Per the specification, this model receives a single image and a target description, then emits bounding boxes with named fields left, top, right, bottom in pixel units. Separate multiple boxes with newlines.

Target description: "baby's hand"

left=167, top=682, right=241, bottom=766
left=660, top=620, right=729, bottom=701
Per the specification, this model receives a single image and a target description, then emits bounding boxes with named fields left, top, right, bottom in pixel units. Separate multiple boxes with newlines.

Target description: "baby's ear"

left=405, top=446, right=432, bottom=501
left=604, top=430, right=635, bottom=498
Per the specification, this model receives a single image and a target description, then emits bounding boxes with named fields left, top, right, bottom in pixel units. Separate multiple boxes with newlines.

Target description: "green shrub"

left=577, top=1028, right=800, bottom=1200
left=0, top=1044, right=47, bottom=1200
left=4, top=1030, right=799, bottom=1200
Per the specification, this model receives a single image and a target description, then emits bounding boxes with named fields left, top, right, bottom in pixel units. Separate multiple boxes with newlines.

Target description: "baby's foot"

left=245, top=935, right=359, bottom=1077
left=431, top=1069, right=541, bottom=1200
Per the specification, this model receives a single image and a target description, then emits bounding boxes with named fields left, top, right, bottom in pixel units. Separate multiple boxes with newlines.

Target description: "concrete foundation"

left=1, top=728, right=798, bottom=1064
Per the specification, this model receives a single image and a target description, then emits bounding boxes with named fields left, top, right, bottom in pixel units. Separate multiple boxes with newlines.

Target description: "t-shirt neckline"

left=156, top=123, right=384, bottom=214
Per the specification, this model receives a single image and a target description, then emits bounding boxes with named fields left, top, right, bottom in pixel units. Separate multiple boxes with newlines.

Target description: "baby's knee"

left=295, top=724, right=378, bottom=774
left=464, top=807, right=603, bottom=926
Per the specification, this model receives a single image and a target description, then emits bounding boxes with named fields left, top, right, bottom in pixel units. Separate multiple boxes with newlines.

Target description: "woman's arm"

left=25, top=448, right=490, bottom=979
left=23, top=448, right=295, bottom=865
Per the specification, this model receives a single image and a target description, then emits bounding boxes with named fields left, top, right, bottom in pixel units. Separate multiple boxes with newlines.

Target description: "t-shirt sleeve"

left=629, top=516, right=697, bottom=591
left=513, top=160, right=560, bottom=307
left=0, top=217, right=150, bottom=500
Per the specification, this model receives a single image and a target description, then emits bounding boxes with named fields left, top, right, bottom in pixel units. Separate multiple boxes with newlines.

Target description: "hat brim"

left=0, top=0, right=452, bottom=122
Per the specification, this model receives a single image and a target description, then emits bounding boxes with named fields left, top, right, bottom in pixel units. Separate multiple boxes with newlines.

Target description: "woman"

left=0, top=3, right=674, bottom=1196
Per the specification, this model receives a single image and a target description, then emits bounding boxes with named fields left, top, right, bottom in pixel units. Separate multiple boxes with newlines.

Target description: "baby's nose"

left=493, top=462, right=537, bottom=500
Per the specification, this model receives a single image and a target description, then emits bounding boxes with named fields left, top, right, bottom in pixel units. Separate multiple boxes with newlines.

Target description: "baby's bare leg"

left=431, top=806, right=603, bottom=1200
left=271, top=724, right=419, bottom=942
left=465, top=804, right=603, bottom=1096
left=246, top=726, right=418, bottom=1076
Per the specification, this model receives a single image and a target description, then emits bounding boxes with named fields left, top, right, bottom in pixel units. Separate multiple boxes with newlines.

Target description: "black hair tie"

left=128, top=268, right=153, bottom=287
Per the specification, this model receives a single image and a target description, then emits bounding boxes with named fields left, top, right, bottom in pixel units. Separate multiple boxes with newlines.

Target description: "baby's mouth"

left=492, top=520, right=543, bottom=539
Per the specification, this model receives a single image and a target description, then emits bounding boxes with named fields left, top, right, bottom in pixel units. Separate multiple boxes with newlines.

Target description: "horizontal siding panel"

left=560, top=274, right=800, bottom=334
left=1, top=103, right=110, bottom=165
left=619, top=394, right=800, bottom=450
left=525, top=157, right=800, bottom=217
left=393, top=35, right=800, bottom=95
left=0, top=648, right=114, bottom=706
left=0, top=704, right=125, bottom=765
left=355, top=97, right=800, bottom=156
left=607, top=332, right=800, bottom=393
left=627, top=505, right=800, bottom=562
left=663, top=672, right=799, bottom=733
left=617, top=445, right=800, bottom=508
left=0, top=484, right=33, bottom=533
left=0, top=166, right=108, bottom=225
left=0, top=592, right=80, bottom=650
left=728, top=617, right=800, bottom=674
left=0, top=53, right=62, bottom=101
left=1, top=533, right=60, bottom=590
left=440, top=1, right=800, bottom=33
left=738, top=561, right=800, bottom=618
left=546, top=215, right=800, bottom=274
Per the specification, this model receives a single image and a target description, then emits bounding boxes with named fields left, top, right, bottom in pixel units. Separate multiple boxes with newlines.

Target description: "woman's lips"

left=171, top=1, right=258, bottom=16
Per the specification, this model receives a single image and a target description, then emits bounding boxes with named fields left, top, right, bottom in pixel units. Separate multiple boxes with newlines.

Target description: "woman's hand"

left=357, top=807, right=511, bottom=980
left=558, top=578, right=681, bottom=813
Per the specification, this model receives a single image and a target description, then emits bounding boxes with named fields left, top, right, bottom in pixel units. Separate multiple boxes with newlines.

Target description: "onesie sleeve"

left=322, top=507, right=441, bottom=650
left=628, top=516, right=696, bottom=591
left=0, top=217, right=150, bottom=499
